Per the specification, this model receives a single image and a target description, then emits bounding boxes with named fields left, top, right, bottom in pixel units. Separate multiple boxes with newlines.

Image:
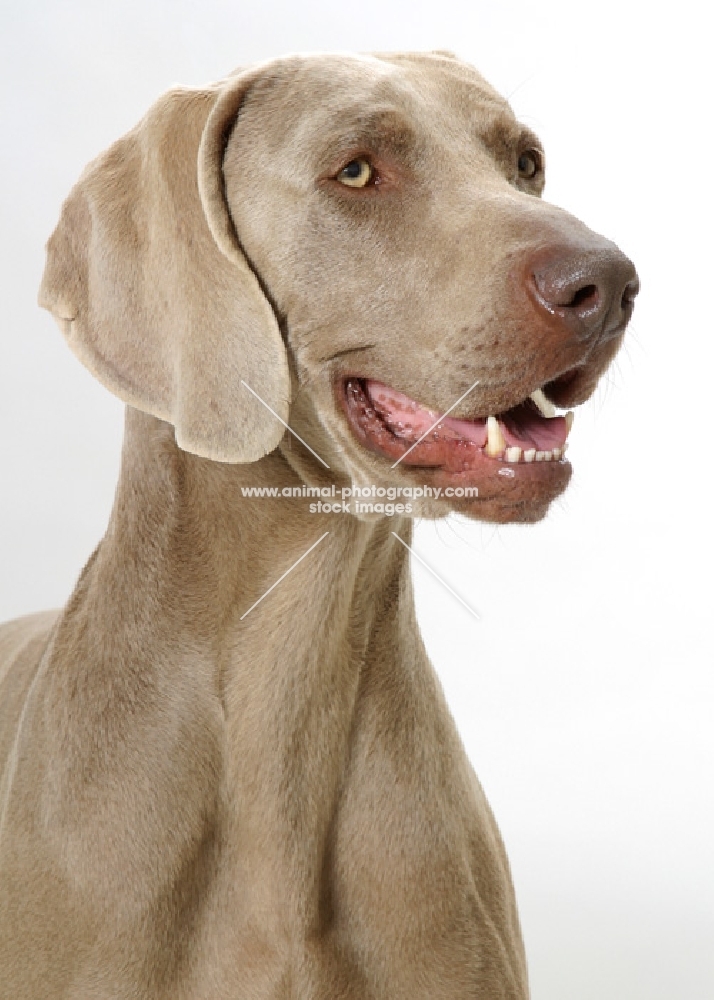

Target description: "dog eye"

left=337, top=158, right=374, bottom=188
left=518, top=149, right=542, bottom=180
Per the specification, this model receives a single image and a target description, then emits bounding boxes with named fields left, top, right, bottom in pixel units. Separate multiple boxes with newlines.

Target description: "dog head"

left=40, top=51, right=638, bottom=523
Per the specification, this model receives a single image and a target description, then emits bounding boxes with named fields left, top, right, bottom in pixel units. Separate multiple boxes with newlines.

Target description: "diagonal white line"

left=241, top=380, right=330, bottom=469
left=391, top=532, right=481, bottom=621
left=240, top=532, right=330, bottom=620
left=390, top=380, right=480, bottom=469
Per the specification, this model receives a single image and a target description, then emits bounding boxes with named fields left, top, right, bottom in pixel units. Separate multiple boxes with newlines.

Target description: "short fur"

left=0, top=52, right=635, bottom=998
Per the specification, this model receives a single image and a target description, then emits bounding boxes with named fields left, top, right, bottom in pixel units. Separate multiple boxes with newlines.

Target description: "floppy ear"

left=38, top=69, right=290, bottom=464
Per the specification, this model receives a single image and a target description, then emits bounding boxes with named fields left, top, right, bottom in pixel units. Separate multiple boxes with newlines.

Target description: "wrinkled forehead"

left=237, top=52, right=525, bottom=164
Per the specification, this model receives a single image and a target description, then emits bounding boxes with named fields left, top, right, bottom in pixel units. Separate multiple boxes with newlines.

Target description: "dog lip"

left=340, top=376, right=573, bottom=471
left=541, top=366, right=584, bottom=405
left=337, top=375, right=573, bottom=521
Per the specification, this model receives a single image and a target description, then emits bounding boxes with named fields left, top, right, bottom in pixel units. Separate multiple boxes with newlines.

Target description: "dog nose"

left=530, top=247, right=639, bottom=342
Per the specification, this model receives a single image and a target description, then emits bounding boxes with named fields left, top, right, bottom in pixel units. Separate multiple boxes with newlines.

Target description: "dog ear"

left=38, top=69, right=290, bottom=464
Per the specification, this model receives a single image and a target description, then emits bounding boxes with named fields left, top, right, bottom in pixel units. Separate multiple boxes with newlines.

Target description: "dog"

left=0, top=51, right=638, bottom=998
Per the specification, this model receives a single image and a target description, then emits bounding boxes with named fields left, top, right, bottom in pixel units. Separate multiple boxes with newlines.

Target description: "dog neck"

left=61, top=405, right=415, bottom=924
left=32, top=406, right=529, bottom=992
left=99, top=405, right=414, bottom=643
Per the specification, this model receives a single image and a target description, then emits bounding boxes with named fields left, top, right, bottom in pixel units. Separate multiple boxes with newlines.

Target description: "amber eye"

left=518, top=149, right=542, bottom=180
left=337, top=158, right=374, bottom=188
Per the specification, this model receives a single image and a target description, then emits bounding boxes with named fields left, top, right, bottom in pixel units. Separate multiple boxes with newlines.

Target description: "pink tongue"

left=365, top=380, right=568, bottom=452
left=500, top=410, right=568, bottom=451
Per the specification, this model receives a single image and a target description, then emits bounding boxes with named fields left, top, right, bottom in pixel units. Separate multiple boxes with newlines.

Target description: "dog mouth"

left=342, top=377, right=574, bottom=471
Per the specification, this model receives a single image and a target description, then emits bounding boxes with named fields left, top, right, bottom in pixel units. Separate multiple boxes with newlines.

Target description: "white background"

left=1, top=2, right=712, bottom=998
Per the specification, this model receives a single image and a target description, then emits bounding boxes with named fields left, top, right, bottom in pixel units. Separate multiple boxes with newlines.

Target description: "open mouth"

left=342, top=377, right=574, bottom=472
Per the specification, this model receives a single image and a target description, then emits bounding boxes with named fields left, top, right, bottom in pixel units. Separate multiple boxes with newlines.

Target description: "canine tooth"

left=530, top=388, right=556, bottom=418
left=505, top=446, right=521, bottom=463
left=523, top=448, right=536, bottom=463
left=535, top=451, right=546, bottom=461
left=552, top=447, right=562, bottom=460
left=543, top=450, right=553, bottom=461
left=564, top=411, right=574, bottom=437
left=485, top=416, right=506, bottom=457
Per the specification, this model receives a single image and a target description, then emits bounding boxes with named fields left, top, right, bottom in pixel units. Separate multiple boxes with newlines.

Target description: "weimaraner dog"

left=0, top=52, right=638, bottom=998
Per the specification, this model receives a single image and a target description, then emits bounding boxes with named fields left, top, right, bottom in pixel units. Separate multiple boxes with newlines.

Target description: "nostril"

left=621, top=277, right=640, bottom=310
left=568, top=284, right=599, bottom=310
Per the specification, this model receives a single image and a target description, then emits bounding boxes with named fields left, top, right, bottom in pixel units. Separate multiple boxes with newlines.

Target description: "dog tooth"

left=543, top=450, right=553, bottom=461
left=485, top=416, right=507, bottom=457
left=535, top=451, right=546, bottom=461
left=523, top=448, right=536, bottom=463
left=505, top=446, right=521, bottom=463
left=530, top=388, right=556, bottom=418
left=552, top=447, right=562, bottom=460
left=564, top=411, right=574, bottom=437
